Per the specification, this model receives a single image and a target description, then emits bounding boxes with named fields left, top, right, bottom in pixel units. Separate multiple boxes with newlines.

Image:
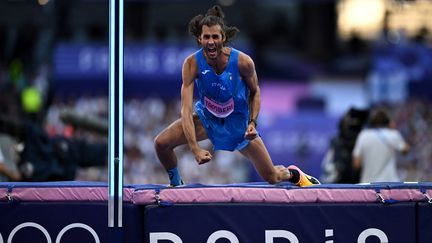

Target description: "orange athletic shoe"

left=287, top=165, right=320, bottom=187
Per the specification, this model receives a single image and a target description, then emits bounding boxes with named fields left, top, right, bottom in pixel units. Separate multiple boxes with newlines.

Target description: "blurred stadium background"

left=0, top=0, right=431, bottom=184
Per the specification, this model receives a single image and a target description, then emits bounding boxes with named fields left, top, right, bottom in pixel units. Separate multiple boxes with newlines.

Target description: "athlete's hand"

left=193, top=148, right=212, bottom=165
left=244, top=123, right=258, bottom=140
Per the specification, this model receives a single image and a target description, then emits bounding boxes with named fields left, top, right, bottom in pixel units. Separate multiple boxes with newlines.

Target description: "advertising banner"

left=0, top=202, right=143, bottom=243
left=53, top=43, right=196, bottom=97
left=418, top=202, right=432, bottom=243
left=144, top=203, right=416, bottom=243
left=54, top=43, right=196, bottom=81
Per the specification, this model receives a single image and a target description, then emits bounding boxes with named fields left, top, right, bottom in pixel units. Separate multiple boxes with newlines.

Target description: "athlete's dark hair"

left=188, top=5, right=239, bottom=45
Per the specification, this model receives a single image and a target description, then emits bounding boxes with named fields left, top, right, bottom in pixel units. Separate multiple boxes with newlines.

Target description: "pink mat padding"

left=8, top=187, right=134, bottom=202
left=131, top=189, right=157, bottom=205
left=380, top=189, right=429, bottom=202
left=0, top=188, right=7, bottom=201
left=2, top=185, right=431, bottom=204
left=158, top=187, right=431, bottom=204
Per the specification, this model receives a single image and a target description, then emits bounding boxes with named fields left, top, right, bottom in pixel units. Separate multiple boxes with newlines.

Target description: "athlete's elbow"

left=250, top=86, right=260, bottom=96
left=181, top=107, right=193, bottom=118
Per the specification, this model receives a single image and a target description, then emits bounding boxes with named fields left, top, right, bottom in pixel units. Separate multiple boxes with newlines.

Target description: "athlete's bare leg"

left=239, top=137, right=291, bottom=184
left=154, top=114, right=208, bottom=170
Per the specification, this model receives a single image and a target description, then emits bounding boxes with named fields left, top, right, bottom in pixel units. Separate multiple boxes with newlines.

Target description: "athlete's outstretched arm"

left=181, top=55, right=212, bottom=164
left=239, top=52, right=260, bottom=140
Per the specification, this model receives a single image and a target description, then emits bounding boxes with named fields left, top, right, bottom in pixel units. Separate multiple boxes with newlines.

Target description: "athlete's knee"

left=154, top=133, right=171, bottom=152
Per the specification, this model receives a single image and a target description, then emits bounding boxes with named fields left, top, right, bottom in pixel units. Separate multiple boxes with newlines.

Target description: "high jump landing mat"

left=1, top=181, right=431, bottom=243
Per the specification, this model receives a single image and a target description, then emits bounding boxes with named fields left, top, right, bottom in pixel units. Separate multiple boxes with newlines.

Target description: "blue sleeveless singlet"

left=194, top=48, right=251, bottom=151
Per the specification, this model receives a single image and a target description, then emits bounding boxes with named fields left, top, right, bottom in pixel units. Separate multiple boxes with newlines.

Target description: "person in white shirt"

left=353, top=109, right=409, bottom=183
left=0, top=135, right=22, bottom=181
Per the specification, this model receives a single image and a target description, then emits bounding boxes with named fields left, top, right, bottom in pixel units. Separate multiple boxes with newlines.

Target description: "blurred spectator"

left=0, top=134, right=21, bottom=181
left=352, top=108, right=410, bottom=183
left=321, top=107, right=369, bottom=183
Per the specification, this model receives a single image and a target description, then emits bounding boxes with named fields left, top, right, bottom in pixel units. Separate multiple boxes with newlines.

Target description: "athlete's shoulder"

left=182, top=52, right=202, bottom=81
left=183, top=50, right=200, bottom=68
left=237, top=50, right=255, bottom=72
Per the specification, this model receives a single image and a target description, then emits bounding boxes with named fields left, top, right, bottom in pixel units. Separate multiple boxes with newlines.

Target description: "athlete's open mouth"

left=207, top=47, right=217, bottom=56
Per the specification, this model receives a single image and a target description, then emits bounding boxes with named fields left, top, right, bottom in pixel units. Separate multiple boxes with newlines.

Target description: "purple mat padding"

left=155, top=186, right=430, bottom=204
left=0, top=182, right=133, bottom=202
left=1, top=182, right=432, bottom=204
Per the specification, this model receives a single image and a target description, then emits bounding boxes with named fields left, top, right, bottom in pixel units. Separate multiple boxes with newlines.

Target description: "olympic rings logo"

left=0, top=222, right=100, bottom=243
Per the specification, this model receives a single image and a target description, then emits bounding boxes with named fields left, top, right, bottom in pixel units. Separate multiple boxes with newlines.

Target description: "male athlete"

left=154, top=5, right=320, bottom=187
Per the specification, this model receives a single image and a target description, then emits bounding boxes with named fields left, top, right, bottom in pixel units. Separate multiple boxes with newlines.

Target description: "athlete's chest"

left=202, top=70, right=234, bottom=93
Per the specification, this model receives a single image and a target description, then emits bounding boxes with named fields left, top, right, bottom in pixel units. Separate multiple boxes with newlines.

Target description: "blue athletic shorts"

left=195, top=102, right=252, bottom=151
